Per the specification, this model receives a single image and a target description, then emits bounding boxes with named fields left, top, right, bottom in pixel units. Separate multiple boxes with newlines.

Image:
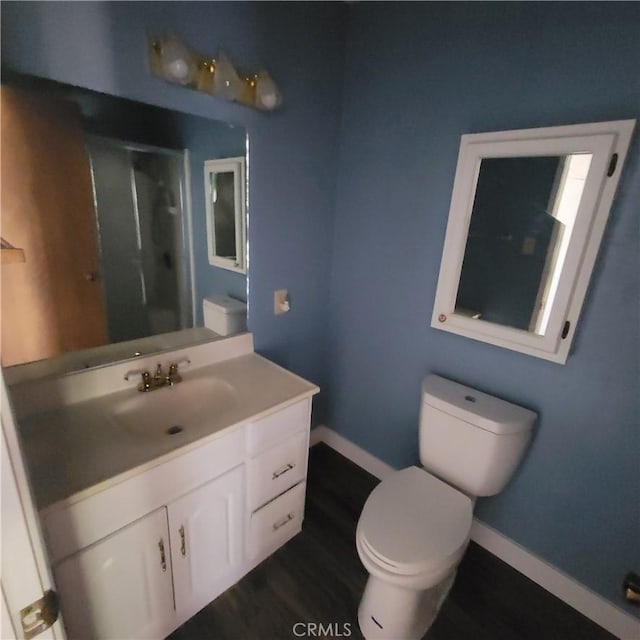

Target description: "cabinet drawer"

left=248, top=431, right=307, bottom=510
left=249, top=481, right=306, bottom=559
left=246, top=399, right=311, bottom=455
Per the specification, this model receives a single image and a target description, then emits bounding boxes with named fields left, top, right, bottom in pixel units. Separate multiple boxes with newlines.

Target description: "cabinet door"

left=168, top=464, right=244, bottom=620
left=54, top=507, right=175, bottom=639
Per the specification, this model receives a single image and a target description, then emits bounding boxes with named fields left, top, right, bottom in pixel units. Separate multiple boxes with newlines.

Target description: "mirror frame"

left=204, top=156, right=247, bottom=274
left=431, top=119, right=635, bottom=364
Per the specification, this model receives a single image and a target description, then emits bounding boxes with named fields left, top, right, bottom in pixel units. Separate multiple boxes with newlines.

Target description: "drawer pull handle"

left=272, top=462, right=295, bottom=480
left=158, top=538, right=167, bottom=572
left=272, top=512, right=294, bottom=531
left=179, top=525, right=187, bottom=557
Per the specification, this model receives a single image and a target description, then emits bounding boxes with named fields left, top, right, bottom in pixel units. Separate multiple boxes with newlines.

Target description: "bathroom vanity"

left=11, top=333, right=318, bottom=639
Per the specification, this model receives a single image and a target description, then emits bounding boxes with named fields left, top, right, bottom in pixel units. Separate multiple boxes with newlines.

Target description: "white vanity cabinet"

left=39, top=397, right=314, bottom=640
left=52, top=465, right=245, bottom=640
left=53, top=507, right=175, bottom=640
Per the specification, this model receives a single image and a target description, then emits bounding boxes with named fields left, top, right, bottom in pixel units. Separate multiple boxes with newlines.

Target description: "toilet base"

left=358, top=571, right=456, bottom=640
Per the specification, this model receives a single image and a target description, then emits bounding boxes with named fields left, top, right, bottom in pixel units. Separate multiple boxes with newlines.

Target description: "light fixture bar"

left=148, top=33, right=282, bottom=111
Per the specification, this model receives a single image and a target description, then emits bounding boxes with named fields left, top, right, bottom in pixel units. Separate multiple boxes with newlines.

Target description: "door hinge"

left=20, top=590, right=59, bottom=639
left=607, top=153, right=618, bottom=177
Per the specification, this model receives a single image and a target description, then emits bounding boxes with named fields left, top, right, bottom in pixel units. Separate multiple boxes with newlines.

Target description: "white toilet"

left=356, top=374, right=536, bottom=639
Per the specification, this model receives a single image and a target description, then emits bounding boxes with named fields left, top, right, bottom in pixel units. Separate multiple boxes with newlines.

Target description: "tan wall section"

left=1, top=86, right=107, bottom=366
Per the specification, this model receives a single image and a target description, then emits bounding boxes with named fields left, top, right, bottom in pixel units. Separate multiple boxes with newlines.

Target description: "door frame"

left=1, top=370, right=65, bottom=639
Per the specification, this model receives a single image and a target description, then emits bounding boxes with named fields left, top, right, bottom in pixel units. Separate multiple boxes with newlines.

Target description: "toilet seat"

left=357, top=467, right=473, bottom=576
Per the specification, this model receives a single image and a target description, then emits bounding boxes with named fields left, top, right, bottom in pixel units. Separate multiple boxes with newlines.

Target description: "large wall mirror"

left=432, top=119, right=635, bottom=363
left=1, top=74, right=248, bottom=378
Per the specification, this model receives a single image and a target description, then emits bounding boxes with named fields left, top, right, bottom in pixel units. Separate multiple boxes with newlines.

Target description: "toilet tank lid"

left=422, top=375, right=537, bottom=435
left=203, top=295, right=247, bottom=315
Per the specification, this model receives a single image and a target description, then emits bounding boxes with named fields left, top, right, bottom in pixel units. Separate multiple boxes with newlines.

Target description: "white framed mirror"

left=432, top=119, right=635, bottom=363
left=204, top=156, right=247, bottom=274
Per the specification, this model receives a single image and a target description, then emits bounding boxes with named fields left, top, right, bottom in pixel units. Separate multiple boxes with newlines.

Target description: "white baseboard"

left=469, top=520, right=639, bottom=640
left=310, top=425, right=640, bottom=640
left=310, top=426, right=395, bottom=480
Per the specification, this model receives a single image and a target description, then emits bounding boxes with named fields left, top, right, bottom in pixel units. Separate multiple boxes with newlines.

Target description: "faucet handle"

left=167, top=357, right=191, bottom=385
left=124, top=367, right=149, bottom=381
left=124, top=369, right=153, bottom=392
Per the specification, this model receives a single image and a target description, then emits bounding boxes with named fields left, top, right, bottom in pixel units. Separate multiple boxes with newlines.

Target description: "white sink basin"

left=112, top=377, right=237, bottom=438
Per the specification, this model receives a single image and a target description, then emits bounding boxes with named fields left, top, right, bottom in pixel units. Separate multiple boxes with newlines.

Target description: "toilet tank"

left=203, top=295, right=247, bottom=336
left=419, top=375, right=536, bottom=497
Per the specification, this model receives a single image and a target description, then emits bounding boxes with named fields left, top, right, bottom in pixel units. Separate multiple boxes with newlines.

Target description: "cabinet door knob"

left=179, top=525, right=187, bottom=557
left=158, top=538, right=167, bottom=571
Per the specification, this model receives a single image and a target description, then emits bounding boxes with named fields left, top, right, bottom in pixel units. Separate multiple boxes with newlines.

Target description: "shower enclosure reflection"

left=88, top=138, right=191, bottom=343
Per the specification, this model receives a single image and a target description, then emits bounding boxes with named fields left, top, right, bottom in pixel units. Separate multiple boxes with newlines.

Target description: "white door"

left=1, top=372, right=65, bottom=640
left=53, top=508, right=175, bottom=640
left=168, top=465, right=244, bottom=621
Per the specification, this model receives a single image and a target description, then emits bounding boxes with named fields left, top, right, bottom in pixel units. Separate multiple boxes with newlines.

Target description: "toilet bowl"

left=356, top=466, right=472, bottom=639
left=355, top=374, right=536, bottom=639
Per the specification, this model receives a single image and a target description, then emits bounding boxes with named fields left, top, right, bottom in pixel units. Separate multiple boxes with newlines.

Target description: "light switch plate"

left=274, top=289, right=289, bottom=315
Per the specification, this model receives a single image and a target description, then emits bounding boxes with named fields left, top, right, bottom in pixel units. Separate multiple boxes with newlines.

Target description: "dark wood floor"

left=169, top=443, right=616, bottom=640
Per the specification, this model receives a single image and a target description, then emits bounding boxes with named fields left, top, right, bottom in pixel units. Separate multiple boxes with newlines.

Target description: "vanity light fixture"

left=148, top=33, right=282, bottom=111
left=155, top=34, right=199, bottom=86
left=212, top=52, right=243, bottom=101
left=254, top=71, right=282, bottom=110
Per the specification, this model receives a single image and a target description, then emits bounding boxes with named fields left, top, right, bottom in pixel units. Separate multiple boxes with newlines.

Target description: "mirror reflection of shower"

left=87, top=138, right=192, bottom=344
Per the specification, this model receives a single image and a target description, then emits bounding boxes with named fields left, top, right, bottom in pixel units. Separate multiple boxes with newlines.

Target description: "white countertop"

left=19, top=353, right=318, bottom=511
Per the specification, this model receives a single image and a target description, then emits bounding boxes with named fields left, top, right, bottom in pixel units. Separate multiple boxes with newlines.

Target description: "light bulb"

left=160, top=35, right=196, bottom=85
left=254, top=71, right=282, bottom=110
left=213, top=52, right=242, bottom=101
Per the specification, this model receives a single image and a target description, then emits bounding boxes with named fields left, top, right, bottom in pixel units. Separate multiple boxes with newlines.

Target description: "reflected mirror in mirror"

left=0, top=74, right=248, bottom=373
left=432, top=119, right=635, bottom=363
left=204, top=156, right=247, bottom=273
left=456, top=153, right=591, bottom=335
left=213, top=173, right=238, bottom=257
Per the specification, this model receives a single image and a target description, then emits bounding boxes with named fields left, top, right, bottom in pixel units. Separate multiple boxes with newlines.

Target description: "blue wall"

left=1, top=0, right=347, bottom=407
left=3, top=0, right=639, bottom=617
left=329, top=2, right=639, bottom=613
